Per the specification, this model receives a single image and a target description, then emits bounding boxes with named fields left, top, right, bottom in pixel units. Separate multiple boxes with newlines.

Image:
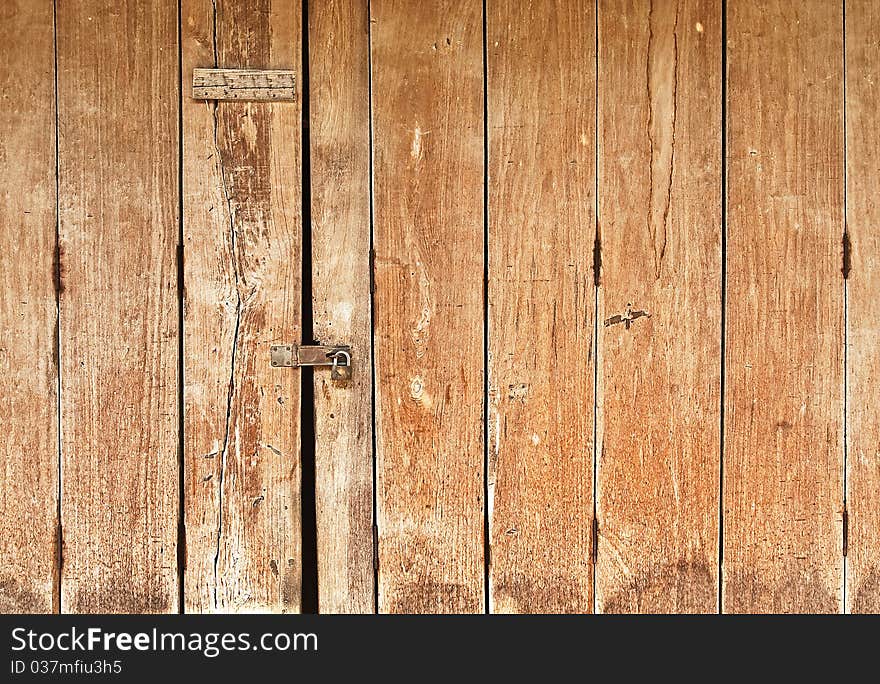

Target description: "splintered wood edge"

left=192, top=68, right=297, bottom=101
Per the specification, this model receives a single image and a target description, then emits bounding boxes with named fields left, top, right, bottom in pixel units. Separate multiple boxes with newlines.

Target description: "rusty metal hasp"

left=270, top=344, right=352, bottom=381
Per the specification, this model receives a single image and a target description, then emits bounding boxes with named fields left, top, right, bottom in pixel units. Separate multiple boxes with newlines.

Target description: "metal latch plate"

left=270, top=344, right=296, bottom=368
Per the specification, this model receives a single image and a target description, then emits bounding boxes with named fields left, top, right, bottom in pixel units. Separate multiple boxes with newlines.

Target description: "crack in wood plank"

left=645, top=0, right=680, bottom=280
left=208, top=54, right=242, bottom=614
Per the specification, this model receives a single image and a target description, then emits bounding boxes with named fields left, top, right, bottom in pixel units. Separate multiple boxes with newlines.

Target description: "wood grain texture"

left=57, top=0, right=179, bottom=613
left=0, top=0, right=58, bottom=614
left=182, top=0, right=302, bottom=613
left=309, top=0, right=375, bottom=613
left=487, top=0, right=595, bottom=614
left=192, top=68, right=297, bottom=101
left=845, top=0, right=880, bottom=614
left=371, top=0, right=485, bottom=613
left=724, top=0, right=844, bottom=613
left=596, top=0, right=721, bottom=614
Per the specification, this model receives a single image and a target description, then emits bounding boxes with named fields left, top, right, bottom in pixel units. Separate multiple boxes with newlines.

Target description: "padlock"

left=330, top=349, right=352, bottom=381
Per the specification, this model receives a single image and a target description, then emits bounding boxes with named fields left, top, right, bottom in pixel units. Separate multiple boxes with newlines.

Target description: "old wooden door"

left=1, top=0, right=878, bottom=614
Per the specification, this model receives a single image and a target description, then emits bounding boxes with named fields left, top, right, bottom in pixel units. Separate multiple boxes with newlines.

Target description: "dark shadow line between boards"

left=300, top=0, right=319, bottom=615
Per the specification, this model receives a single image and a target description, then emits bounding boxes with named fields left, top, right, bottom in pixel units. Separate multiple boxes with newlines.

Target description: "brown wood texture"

left=724, top=0, right=844, bottom=613
left=182, top=0, right=302, bottom=613
left=309, top=0, right=375, bottom=613
left=487, top=0, right=595, bottom=614
left=845, top=0, right=880, bottom=614
left=192, top=68, right=297, bottom=101
left=371, top=0, right=485, bottom=613
left=0, top=0, right=58, bottom=614
left=596, top=0, right=721, bottom=614
left=57, top=0, right=179, bottom=613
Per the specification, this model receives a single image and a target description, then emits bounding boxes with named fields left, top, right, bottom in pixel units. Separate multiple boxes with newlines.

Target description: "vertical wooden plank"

left=310, top=0, right=375, bottom=613
left=725, top=0, right=844, bottom=613
left=0, top=0, right=58, bottom=614
left=596, top=0, right=721, bottom=613
left=846, top=0, right=880, bottom=614
left=372, top=0, right=485, bottom=613
left=182, top=0, right=302, bottom=612
left=57, top=0, right=179, bottom=612
left=486, top=0, right=595, bottom=613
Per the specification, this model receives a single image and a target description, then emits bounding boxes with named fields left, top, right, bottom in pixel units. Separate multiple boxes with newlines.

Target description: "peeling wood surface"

left=596, top=0, right=721, bottom=614
left=845, top=0, right=880, bottom=614
left=192, top=68, right=297, bottom=101
left=309, top=0, right=375, bottom=614
left=724, top=0, right=844, bottom=613
left=182, top=0, right=302, bottom=613
left=487, top=0, right=595, bottom=614
left=371, top=0, right=485, bottom=613
left=57, top=0, right=179, bottom=613
left=0, top=0, right=58, bottom=614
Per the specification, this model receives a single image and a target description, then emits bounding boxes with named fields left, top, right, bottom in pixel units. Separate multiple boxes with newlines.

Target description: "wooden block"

left=725, top=0, right=844, bottom=613
left=57, top=0, right=180, bottom=613
left=0, top=0, right=59, bottom=614
left=182, top=0, right=303, bottom=614
left=487, top=0, right=595, bottom=614
left=192, top=68, right=296, bottom=100
left=845, top=0, right=880, bottom=615
left=596, top=0, right=722, bottom=614
left=309, top=0, right=375, bottom=613
left=372, top=0, right=485, bottom=614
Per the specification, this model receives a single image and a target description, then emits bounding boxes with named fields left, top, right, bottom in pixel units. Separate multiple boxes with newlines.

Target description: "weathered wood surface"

left=371, top=0, right=485, bottom=613
left=57, top=0, right=179, bottom=612
left=487, top=0, right=595, bottom=614
left=0, top=0, right=58, bottom=614
left=182, top=0, right=302, bottom=613
left=845, top=0, right=880, bottom=614
left=4, top=0, right=876, bottom=617
left=724, top=0, right=844, bottom=613
left=309, top=0, right=375, bottom=613
left=192, top=68, right=297, bottom=101
left=596, top=0, right=721, bottom=614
